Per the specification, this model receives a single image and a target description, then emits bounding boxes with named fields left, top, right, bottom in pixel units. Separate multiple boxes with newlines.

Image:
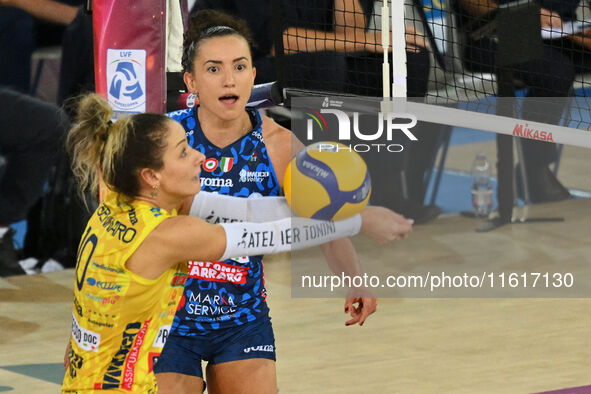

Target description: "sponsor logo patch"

left=71, top=313, right=101, bottom=352
left=171, top=272, right=187, bottom=287
left=101, top=319, right=150, bottom=390
left=239, top=169, right=269, bottom=183
left=187, top=261, right=249, bottom=284
left=200, top=177, right=234, bottom=188
left=67, top=346, right=84, bottom=379
left=91, top=261, right=125, bottom=274
left=86, top=277, right=123, bottom=292
left=244, top=345, right=274, bottom=353
left=152, top=325, right=171, bottom=348
left=85, top=292, right=120, bottom=305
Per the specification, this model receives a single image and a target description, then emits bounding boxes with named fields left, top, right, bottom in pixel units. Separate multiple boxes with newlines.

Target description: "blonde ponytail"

left=67, top=93, right=171, bottom=200
left=67, top=94, right=114, bottom=198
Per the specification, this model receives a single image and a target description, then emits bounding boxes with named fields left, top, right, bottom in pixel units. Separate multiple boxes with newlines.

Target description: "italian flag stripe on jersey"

left=220, top=157, right=234, bottom=172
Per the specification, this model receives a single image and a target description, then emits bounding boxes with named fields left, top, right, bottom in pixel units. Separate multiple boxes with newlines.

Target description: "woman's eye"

left=181, top=149, right=187, bottom=157
left=208, top=66, right=218, bottom=73
left=236, top=64, right=246, bottom=71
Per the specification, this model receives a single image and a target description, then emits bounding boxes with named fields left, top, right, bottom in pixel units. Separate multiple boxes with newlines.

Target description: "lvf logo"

left=106, top=49, right=146, bottom=113
left=305, top=109, right=418, bottom=142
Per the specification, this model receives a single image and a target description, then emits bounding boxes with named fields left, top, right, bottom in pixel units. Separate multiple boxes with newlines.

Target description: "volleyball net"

left=271, top=0, right=591, bottom=137
left=272, top=0, right=591, bottom=297
left=270, top=0, right=591, bottom=215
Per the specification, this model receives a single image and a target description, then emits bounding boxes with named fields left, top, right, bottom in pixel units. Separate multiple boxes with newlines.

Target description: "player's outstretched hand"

left=360, top=206, right=413, bottom=244
left=344, top=287, right=377, bottom=327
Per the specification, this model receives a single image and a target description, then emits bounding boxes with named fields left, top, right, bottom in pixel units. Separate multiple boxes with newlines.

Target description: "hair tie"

left=102, top=120, right=113, bottom=141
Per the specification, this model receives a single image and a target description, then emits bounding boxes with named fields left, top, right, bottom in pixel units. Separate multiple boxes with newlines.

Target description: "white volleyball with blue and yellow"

left=284, top=141, right=371, bottom=220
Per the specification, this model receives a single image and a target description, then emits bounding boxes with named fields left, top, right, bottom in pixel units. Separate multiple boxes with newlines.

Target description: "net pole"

left=391, top=0, right=407, bottom=99
left=381, top=1, right=391, bottom=100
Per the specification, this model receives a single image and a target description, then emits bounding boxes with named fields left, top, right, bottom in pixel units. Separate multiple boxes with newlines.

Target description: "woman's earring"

left=150, top=183, right=160, bottom=198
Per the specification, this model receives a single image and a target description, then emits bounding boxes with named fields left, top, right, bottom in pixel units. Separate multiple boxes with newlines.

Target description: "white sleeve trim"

left=219, top=215, right=362, bottom=261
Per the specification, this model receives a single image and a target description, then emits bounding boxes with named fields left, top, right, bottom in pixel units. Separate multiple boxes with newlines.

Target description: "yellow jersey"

left=62, top=192, right=187, bottom=393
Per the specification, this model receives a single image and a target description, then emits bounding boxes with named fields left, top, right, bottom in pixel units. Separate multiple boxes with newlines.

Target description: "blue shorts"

left=153, top=316, right=276, bottom=379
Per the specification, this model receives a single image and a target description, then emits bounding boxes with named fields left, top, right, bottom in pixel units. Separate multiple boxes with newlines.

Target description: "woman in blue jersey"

left=155, top=9, right=414, bottom=393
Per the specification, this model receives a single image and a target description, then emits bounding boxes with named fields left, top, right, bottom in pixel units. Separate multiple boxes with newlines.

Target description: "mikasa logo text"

left=306, top=109, right=418, bottom=152
left=301, top=160, right=330, bottom=178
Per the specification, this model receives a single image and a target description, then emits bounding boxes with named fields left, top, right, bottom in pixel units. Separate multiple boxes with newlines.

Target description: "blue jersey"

left=167, top=106, right=281, bottom=335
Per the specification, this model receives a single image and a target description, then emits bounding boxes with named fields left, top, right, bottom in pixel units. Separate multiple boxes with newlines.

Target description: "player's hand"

left=64, top=340, right=71, bottom=369
left=567, top=28, right=591, bottom=50
left=540, top=8, right=562, bottom=30
left=344, top=288, right=377, bottom=326
left=360, top=206, right=413, bottom=244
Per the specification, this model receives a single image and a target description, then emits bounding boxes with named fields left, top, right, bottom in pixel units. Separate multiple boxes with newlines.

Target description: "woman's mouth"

left=219, top=95, right=239, bottom=106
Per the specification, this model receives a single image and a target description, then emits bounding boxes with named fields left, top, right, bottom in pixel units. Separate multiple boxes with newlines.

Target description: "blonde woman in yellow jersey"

left=61, top=93, right=412, bottom=393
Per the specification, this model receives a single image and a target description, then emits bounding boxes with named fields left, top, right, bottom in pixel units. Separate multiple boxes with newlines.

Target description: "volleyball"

left=284, top=142, right=371, bottom=221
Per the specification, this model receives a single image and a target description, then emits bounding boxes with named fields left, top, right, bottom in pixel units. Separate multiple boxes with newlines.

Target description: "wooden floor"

left=2, top=198, right=591, bottom=393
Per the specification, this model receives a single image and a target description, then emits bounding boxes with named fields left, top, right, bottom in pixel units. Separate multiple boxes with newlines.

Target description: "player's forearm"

left=282, top=27, right=373, bottom=53
left=568, top=33, right=591, bottom=50
left=283, top=27, right=401, bottom=54
left=460, top=0, right=498, bottom=17
left=320, top=238, right=362, bottom=278
left=190, top=191, right=292, bottom=223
